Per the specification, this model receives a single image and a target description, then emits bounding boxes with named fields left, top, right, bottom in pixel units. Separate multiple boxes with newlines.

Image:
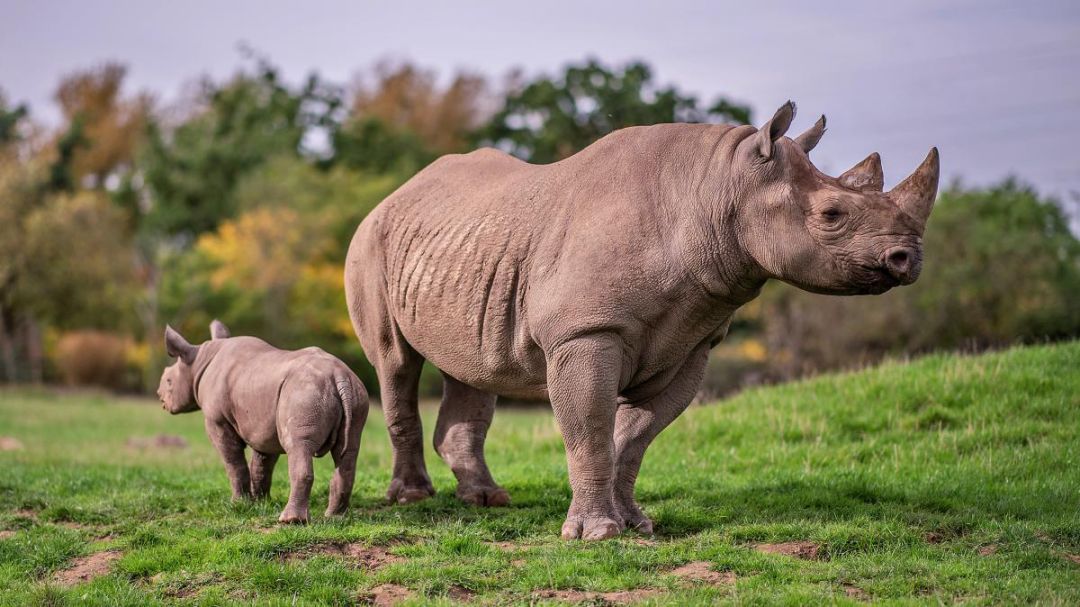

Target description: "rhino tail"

left=333, top=371, right=366, bottom=457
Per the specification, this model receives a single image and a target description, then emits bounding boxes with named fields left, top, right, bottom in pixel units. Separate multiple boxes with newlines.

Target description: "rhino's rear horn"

left=888, top=147, right=940, bottom=225
left=794, top=115, right=826, bottom=153
left=839, top=152, right=884, bottom=192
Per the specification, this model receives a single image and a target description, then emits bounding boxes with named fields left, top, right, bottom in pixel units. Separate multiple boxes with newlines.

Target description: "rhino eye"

left=821, top=207, right=844, bottom=221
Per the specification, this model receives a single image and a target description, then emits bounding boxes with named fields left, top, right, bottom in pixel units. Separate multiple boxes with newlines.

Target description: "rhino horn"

left=794, top=115, right=826, bottom=153
left=839, top=152, right=884, bottom=192
left=888, top=147, right=939, bottom=225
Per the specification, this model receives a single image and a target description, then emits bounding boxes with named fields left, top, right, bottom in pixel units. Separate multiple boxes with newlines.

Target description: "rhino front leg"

left=249, top=451, right=279, bottom=500
left=205, top=419, right=252, bottom=501
left=433, top=374, right=509, bottom=507
left=613, top=346, right=708, bottom=534
left=279, top=449, right=314, bottom=524
left=547, top=334, right=624, bottom=541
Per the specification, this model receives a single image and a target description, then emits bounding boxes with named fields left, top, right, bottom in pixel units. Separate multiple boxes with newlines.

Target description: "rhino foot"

left=561, top=516, right=622, bottom=541
left=278, top=506, right=310, bottom=525
left=457, top=485, right=510, bottom=507
left=387, top=478, right=436, bottom=504
left=616, top=499, right=654, bottom=534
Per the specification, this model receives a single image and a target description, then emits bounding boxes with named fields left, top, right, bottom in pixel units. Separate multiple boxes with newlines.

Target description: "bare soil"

left=53, top=550, right=121, bottom=586
left=755, top=541, right=822, bottom=560
left=670, top=561, right=736, bottom=585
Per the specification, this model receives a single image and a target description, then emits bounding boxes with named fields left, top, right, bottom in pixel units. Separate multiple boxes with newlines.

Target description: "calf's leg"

left=613, top=346, right=708, bottom=533
left=434, top=374, right=509, bottom=506
left=205, top=419, right=251, bottom=501
left=279, top=449, right=315, bottom=524
left=546, top=333, right=623, bottom=540
left=249, top=451, right=279, bottom=499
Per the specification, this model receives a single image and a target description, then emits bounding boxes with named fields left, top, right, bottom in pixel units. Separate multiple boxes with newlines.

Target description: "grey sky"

left=2, top=0, right=1079, bottom=204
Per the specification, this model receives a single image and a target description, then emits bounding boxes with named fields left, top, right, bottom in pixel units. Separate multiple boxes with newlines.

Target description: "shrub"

left=52, top=331, right=138, bottom=391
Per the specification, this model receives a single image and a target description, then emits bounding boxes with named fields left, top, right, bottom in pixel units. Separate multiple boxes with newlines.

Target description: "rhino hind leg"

left=376, top=335, right=436, bottom=504
left=279, top=448, right=314, bottom=524
left=249, top=451, right=279, bottom=500
left=613, top=346, right=709, bottom=534
left=433, top=374, right=510, bottom=507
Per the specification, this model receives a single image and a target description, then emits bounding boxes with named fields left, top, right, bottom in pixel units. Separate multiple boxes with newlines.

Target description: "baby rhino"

left=158, top=321, right=369, bottom=524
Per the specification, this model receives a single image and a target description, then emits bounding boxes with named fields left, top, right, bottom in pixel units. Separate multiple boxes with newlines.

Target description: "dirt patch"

left=511, top=558, right=526, bottom=567
left=1063, top=553, right=1080, bottom=565
left=447, top=585, right=474, bottom=602
left=0, top=530, right=15, bottom=540
left=630, top=538, right=657, bottom=547
left=670, top=561, right=735, bottom=585
left=533, top=588, right=662, bottom=604
left=288, top=542, right=404, bottom=570
left=126, top=434, right=189, bottom=449
left=978, top=544, right=998, bottom=556
left=924, top=532, right=944, bottom=544
left=843, top=584, right=869, bottom=600
left=0, top=436, right=23, bottom=451
left=755, top=541, right=822, bottom=560
left=13, top=509, right=37, bottom=519
left=485, top=540, right=522, bottom=551
left=53, top=550, right=121, bottom=586
left=361, top=583, right=413, bottom=606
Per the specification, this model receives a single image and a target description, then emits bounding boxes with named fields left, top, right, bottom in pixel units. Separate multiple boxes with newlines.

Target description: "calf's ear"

left=165, top=325, right=198, bottom=365
left=756, top=101, right=796, bottom=160
left=209, top=319, right=231, bottom=340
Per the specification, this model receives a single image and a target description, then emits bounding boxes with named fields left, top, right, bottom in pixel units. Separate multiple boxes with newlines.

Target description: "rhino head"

left=733, top=101, right=939, bottom=295
left=158, top=321, right=231, bottom=414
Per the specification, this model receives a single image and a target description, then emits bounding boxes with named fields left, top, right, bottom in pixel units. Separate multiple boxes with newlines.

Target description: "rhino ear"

left=794, top=115, right=826, bottom=154
left=165, top=325, right=198, bottom=365
left=209, top=319, right=231, bottom=340
left=756, top=101, right=796, bottom=160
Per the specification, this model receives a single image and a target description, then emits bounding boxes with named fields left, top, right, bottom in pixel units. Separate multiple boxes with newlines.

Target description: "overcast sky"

left=2, top=0, right=1078, bottom=208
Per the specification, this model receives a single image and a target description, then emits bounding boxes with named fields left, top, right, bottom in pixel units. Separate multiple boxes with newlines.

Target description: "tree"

left=477, top=59, right=752, bottom=163
left=333, top=61, right=489, bottom=172
left=140, top=59, right=339, bottom=238
left=49, top=63, right=151, bottom=192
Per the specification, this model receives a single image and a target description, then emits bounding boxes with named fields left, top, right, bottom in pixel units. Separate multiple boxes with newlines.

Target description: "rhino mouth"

left=857, top=265, right=901, bottom=294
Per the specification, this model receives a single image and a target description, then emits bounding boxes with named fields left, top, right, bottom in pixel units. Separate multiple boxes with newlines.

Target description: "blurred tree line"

left=0, top=55, right=1076, bottom=398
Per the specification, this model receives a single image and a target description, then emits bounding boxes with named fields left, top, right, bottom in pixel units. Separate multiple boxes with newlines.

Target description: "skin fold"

left=157, top=321, right=369, bottom=524
left=345, top=101, right=939, bottom=540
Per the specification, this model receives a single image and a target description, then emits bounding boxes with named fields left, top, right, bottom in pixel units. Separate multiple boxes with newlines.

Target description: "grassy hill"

left=0, top=342, right=1077, bottom=605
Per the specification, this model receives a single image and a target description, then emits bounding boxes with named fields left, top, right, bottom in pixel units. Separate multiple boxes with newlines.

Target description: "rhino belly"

left=385, top=214, right=547, bottom=398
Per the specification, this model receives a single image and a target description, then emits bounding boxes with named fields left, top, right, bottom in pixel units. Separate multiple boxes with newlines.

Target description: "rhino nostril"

left=884, top=247, right=914, bottom=278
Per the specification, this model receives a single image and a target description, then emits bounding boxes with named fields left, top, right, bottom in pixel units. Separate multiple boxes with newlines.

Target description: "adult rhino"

left=345, top=102, right=939, bottom=540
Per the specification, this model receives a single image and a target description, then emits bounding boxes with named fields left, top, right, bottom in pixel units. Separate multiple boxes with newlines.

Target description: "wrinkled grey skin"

left=158, top=321, right=369, bottom=524
left=345, top=101, right=939, bottom=540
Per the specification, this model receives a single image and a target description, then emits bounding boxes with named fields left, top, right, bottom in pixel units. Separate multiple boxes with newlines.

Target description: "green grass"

left=1, top=342, right=1078, bottom=605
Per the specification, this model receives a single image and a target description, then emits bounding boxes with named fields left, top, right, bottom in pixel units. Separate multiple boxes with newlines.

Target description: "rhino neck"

left=666, top=126, right=770, bottom=309
left=189, top=342, right=224, bottom=407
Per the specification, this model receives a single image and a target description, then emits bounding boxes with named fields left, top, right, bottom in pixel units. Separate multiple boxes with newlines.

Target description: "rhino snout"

left=882, top=246, right=921, bottom=285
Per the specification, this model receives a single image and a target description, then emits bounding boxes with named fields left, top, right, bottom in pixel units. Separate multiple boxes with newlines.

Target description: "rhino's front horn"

left=839, top=152, right=884, bottom=192
left=888, top=147, right=939, bottom=225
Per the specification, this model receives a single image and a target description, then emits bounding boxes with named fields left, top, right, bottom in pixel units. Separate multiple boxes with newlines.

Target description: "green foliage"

left=477, top=59, right=752, bottom=163
left=332, top=116, right=435, bottom=174
left=758, top=179, right=1080, bottom=379
left=1, top=343, right=1078, bottom=603
left=0, top=94, right=28, bottom=147
left=140, top=61, right=340, bottom=238
left=17, top=192, right=138, bottom=331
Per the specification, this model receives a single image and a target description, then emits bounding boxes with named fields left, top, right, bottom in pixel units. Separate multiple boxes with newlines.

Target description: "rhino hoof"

left=278, top=509, right=310, bottom=525
left=387, top=478, right=436, bottom=504
left=561, top=517, right=622, bottom=541
left=458, top=486, right=511, bottom=507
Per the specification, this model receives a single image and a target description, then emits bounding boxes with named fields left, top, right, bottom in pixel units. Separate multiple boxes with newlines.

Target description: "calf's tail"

left=333, top=371, right=366, bottom=457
